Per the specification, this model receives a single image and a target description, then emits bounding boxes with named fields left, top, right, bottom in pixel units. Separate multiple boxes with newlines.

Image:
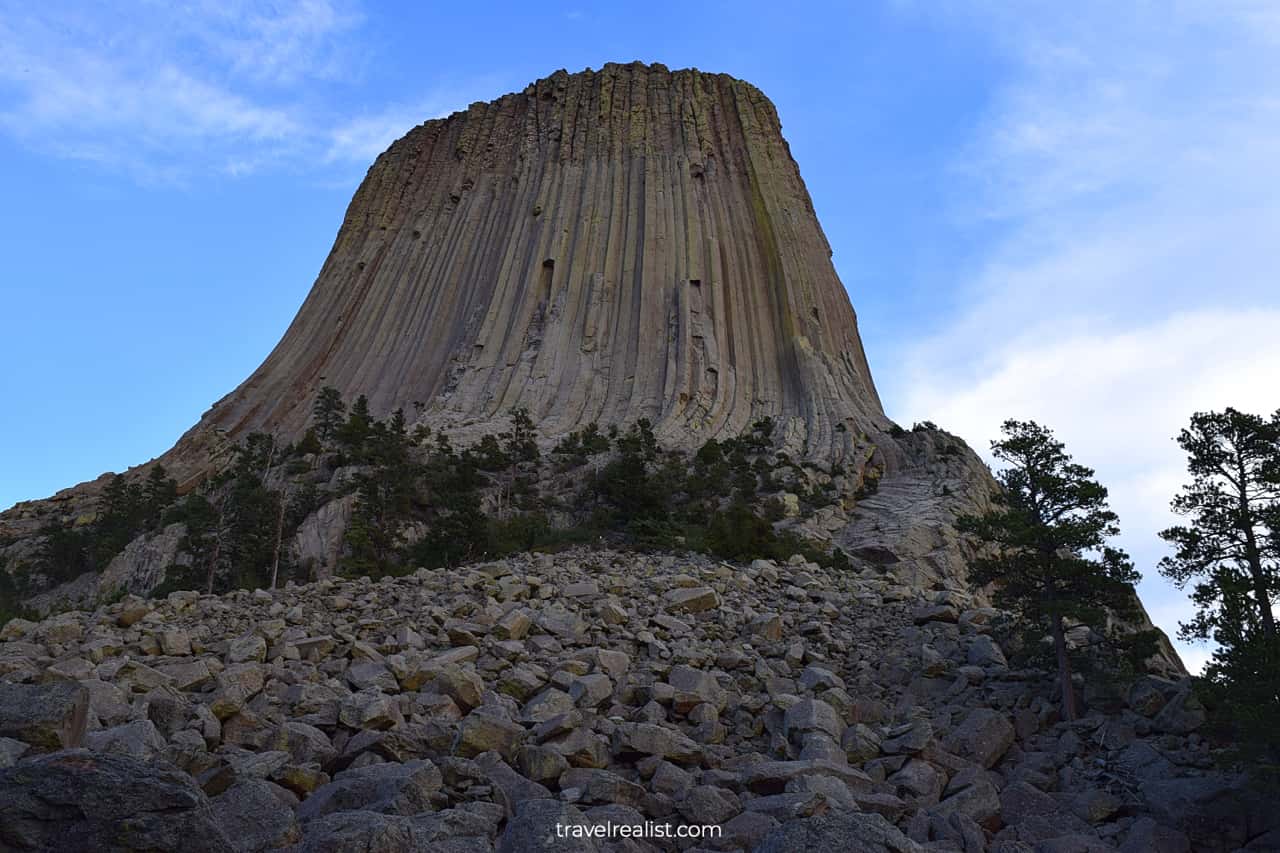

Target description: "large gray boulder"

left=297, top=759, right=443, bottom=821
left=1118, top=817, right=1191, bottom=853
left=0, top=749, right=235, bottom=851
left=1150, top=686, right=1206, bottom=734
left=929, top=773, right=1001, bottom=830
left=996, top=780, right=1093, bottom=844
left=208, top=778, right=302, bottom=851
left=294, top=810, right=419, bottom=853
left=754, top=811, right=924, bottom=853
left=1142, top=774, right=1277, bottom=852
left=942, top=708, right=1014, bottom=769
left=295, top=808, right=495, bottom=853
left=496, top=799, right=600, bottom=852
left=783, top=698, right=845, bottom=741
left=0, top=681, right=89, bottom=750
left=475, top=751, right=553, bottom=818
left=84, top=719, right=167, bottom=761
left=667, top=665, right=728, bottom=714
left=740, top=759, right=874, bottom=795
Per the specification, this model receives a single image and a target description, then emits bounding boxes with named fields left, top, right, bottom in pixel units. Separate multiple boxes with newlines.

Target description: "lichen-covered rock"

left=783, top=698, right=845, bottom=742
left=208, top=778, right=303, bottom=851
left=663, top=587, right=720, bottom=614
left=943, top=708, right=1014, bottom=769
left=612, top=722, right=701, bottom=765
left=1151, top=686, right=1206, bottom=734
left=83, top=719, right=167, bottom=761
left=293, top=808, right=494, bottom=853
left=297, top=759, right=443, bottom=821
left=755, top=812, right=924, bottom=853
left=667, top=664, right=728, bottom=714
left=496, top=799, right=599, bottom=853
left=455, top=710, right=525, bottom=760
left=930, top=774, right=1002, bottom=830
left=0, top=749, right=235, bottom=851
left=227, top=633, right=268, bottom=664
left=0, top=681, right=88, bottom=750
left=740, top=759, right=873, bottom=796
left=559, top=767, right=646, bottom=808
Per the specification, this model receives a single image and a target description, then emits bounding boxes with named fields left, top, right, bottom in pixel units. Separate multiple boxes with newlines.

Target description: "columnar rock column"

left=186, top=61, right=889, bottom=460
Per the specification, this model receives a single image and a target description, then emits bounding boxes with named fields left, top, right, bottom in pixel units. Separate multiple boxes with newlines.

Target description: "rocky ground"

left=0, top=548, right=1272, bottom=852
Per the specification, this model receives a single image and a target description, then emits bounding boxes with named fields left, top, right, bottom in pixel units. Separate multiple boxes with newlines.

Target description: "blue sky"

left=3, top=1, right=1278, bottom=671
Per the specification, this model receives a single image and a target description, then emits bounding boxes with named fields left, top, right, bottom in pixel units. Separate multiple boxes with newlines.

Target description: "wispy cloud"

left=0, top=1, right=476, bottom=182
left=327, top=97, right=466, bottom=164
left=178, top=0, right=363, bottom=84
left=886, top=2, right=1280, bottom=671
left=325, top=71, right=516, bottom=164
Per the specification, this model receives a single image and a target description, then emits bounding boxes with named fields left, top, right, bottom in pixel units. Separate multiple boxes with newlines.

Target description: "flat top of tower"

left=427, top=61, right=773, bottom=131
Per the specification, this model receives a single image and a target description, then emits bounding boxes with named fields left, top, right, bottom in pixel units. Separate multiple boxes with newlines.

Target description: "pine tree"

left=296, top=428, right=323, bottom=456
left=143, top=464, right=178, bottom=526
left=338, top=394, right=373, bottom=457
left=503, top=407, right=540, bottom=465
left=580, top=422, right=610, bottom=455
left=472, top=434, right=509, bottom=471
left=1160, top=408, right=1280, bottom=778
left=343, top=474, right=398, bottom=577
left=92, top=474, right=145, bottom=566
left=957, top=420, right=1141, bottom=721
left=36, top=524, right=91, bottom=583
left=341, top=408, right=419, bottom=577
left=312, top=386, right=346, bottom=444
left=1159, top=408, right=1280, bottom=644
left=222, top=469, right=279, bottom=591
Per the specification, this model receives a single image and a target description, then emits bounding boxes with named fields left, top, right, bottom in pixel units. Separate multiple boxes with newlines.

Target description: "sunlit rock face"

left=188, top=61, right=888, bottom=460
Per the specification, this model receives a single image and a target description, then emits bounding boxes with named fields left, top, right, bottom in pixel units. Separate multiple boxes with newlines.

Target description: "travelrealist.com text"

left=555, top=821, right=723, bottom=840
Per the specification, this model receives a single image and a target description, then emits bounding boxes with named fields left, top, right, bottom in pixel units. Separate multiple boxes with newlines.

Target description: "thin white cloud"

left=885, top=2, right=1280, bottom=672
left=0, top=3, right=332, bottom=179
left=0, top=1, right=444, bottom=182
left=327, top=102, right=450, bottom=164
left=898, top=308, right=1280, bottom=540
left=324, top=75, right=514, bottom=164
left=178, top=0, right=362, bottom=84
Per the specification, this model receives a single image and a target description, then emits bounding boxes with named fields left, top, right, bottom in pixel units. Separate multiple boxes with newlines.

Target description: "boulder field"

left=1, top=549, right=1269, bottom=852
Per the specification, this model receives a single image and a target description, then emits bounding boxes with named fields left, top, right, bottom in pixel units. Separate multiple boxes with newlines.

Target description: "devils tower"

left=3, top=62, right=1252, bottom=853
left=185, top=61, right=887, bottom=462
left=2, top=61, right=947, bottom=598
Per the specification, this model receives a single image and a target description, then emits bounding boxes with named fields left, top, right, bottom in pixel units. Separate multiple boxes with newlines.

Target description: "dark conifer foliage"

left=1160, top=408, right=1280, bottom=645
left=29, top=465, right=179, bottom=586
left=957, top=420, right=1146, bottom=721
left=1161, top=408, right=1280, bottom=781
left=311, top=386, right=345, bottom=443
left=7, top=392, right=850, bottom=613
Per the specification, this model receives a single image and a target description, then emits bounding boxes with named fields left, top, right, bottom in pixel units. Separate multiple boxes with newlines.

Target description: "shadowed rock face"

left=190, top=61, right=888, bottom=458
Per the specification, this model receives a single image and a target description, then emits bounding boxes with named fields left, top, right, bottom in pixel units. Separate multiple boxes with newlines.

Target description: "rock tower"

left=189, top=61, right=888, bottom=459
